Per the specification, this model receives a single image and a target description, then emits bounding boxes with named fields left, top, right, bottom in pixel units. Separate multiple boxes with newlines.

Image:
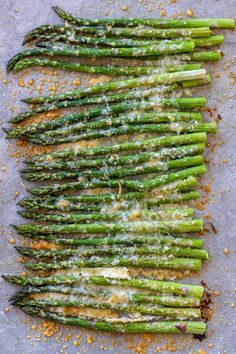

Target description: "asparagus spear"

left=140, top=50, right=221, bottom=62
left=21, top=155, right=204, bottom=181
left=182, top=74, right=211, bottom=88
left=132, top=293, right=200, bottom=307
left=10, top=285, right=201, bottom=307
left=53, top=6, right=235, bottom=28
left=13, top=56, right=198, bottom=75
left=6, top=41, right=196, bottom=72
left=15, top=233, right=203, bottom=249
left=18, top=189, right=200, bottom=212
left=25, top=132, right=207, bottom=163
left=24, top=256, right=202, bottom=272
left=50, top=26, right=211, bottom=39
left=16, top=244, right=209, bottom=260
left=6, top=107, right=206, bottom=139
left=27, top=122, right=215, bottom=146
left=21, top=69, right=206, bottom=104
left=35, top=34, right=224, bottom=48
left=14, top=219, right=203, bottom=236
left=27, top=165, right=206, bottom=195
left=18, top=193, right=200, bottom=216
left=21, top=143, right=205, bottom=173
left=9, top=85, right=180, bottom=123
left=2, top=274, right=204, bottom=296
left=18, top=206, right=194, bottom=223
left=23, top=25, right=66, bottom=44
left=14, top=306, right=208, bottom=334
left=12, top=297, right=201, bottom=319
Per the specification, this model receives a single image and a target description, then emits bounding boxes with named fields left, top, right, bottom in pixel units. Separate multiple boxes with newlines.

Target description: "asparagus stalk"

left=25, top=132, right=207, bottom=163
left=132, top=294, right=200, bottom=307
left=15, top=233, right=203, bottom=249
left=12, top=297, right=201, bottom=319
left=14, top=219, right=203, bottom=236
left=21, top=69, right=206, bottom=104
left=51, top=26, right=211, bottom=39
left=52, top=7, right=235, bottom=29
left=2, top=274, right=204, bottom=296
left=18, top=206, right=194, bottom=223
left=23, top=25, right=66, bottom=44
left=14, top=306, right=208, bottom=334
left=21, top=155, right=204, bottom=181
left=24, top=256, right=202, bottom=272
left=182, top=74, right=211, bottom=88
left=190, top=50, right=221, bottom=61
left=12, top=56, right=198, bottom=75
left=18, top=189, right=200, bottom=212
left=9, top=85, right=181, bottom=123
left=27, top=122, right=215, bottom=146
left=16, top=244, right=209, bottom=260
left=35, top=34, right=224, bottom=48
left=6, top=41, right=196, bottom=72
left=10, top=285, right=201, bottom=307
left=13, top=56, right=202, bottom=75
left=27, top=164, right=206, bottom=195
left=21, top=143, right=205, bottom=173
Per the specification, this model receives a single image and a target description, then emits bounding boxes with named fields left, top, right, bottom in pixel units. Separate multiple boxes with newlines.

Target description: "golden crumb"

left=122, top=5, right=128, bottom=11
left=196, top=202, right=205, bottom=211
left=15, top=191, right=20, bottom=197
left=18, top=78, right=25, bottom=87
left=187, top=9, right=194, bottom=17
left=72, top=80, right=81, bottom=86
left=9, top=239, right=16, bottom=244
left=224, top=248, right=229, bottom=255
left=160, top=9, right=167, bottom=17
left=2, top=79, right=8, bottom=84
left=73, top=340, right=79, bottom=346
left=22, top=271, right=28, bottom=276
left=32, top=325, right=37, bottom=330
left=213, top=290, right=220, bottom=296
left=87, top=335, right=93, bottom=344
left=198, top=350, right=207, bottom=354
left=4, top=307, right=9, bottom=313
left=208, top=343, right=214, bottom=348
left=28, top=79, right=34, bottom=85
left=230, top=303, right=235, bottom=308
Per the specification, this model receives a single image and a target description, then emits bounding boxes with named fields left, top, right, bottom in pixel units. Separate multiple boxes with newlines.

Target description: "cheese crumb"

left=122, top=5, right=128, bottom=11
left=160, top=10, right=167, bottom=17
left=187, top=9, right=194, bottom=17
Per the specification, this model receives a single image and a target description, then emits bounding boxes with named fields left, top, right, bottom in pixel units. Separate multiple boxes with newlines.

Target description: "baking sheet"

left=0, top=0, right=236, bottom=353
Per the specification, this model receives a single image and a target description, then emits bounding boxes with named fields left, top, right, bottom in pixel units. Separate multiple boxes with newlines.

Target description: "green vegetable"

left=2, top=274, right=204, bottom=296
left=7, top=41, right=196, bottom=72
left=12, top=297, right=201, bottom=319
left=53, top=6, right=235, bottom=29
left=27, top=165, right=206, bottom=195
left=25, top=133, right=207, bottom=163
left=21, top=69, right=206, bottom=104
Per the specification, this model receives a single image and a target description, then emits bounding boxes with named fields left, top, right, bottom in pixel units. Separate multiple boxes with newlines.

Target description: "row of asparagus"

left=7, top=6, right=234, bottom=74
left=4, top=274, right=207, bottom=334
left=4, top=7, right=233, bottom=335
